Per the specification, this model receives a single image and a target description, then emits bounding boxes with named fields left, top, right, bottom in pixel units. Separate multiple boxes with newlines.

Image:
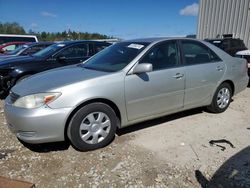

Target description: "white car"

left=236, top=50, right=250, bottom=74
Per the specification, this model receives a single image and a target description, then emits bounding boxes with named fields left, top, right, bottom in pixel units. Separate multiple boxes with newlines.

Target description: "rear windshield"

left=6, top=44, right=29, bottom=55
left=83, top=42, right=149, bottom=72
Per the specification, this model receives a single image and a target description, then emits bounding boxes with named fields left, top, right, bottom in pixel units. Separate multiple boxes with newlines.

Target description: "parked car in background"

left=236, top=50, right=250, bottom=77
left=0, top=42, right=27, bottom=54
left=0, top=40, right=111, bottom=98
left=205, top=38, right=247, bottom=56
left=4, top=38, right=248, bottom=151
left=0, top=42, right=54, bottom=60
left=0, top=34, right=38, bottom=45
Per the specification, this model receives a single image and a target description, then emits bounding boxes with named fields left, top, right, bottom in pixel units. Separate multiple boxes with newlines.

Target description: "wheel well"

left=222, top=80, right=235, bottom=96
left=14, top=72, right=35, bottom=84
left=64, top=98, right=121, bottom=140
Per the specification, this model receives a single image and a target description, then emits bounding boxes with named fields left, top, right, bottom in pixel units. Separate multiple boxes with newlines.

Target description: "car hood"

left=12, top=65, right=110, bottom=96
left=0, top=56, right=38, bottom=67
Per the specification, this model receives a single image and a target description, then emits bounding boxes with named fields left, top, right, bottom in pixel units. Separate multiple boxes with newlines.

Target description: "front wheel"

left=67, top=103, right=118, bottom=151
left=207, top=83, right=232, bottom=113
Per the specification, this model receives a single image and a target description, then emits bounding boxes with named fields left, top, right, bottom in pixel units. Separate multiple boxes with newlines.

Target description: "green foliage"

left=0, top=22, right=26, bottom=34
left=35, top=30, right=112, bottom=41
left=0, top=22, right=113, bottom=41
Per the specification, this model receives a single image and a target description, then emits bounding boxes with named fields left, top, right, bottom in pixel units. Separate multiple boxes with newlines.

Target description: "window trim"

left=179, top=39, right=222, bottom=66
left=51, top=43, right=89, bottom=60
left=137, top=39, right=182, bottom=72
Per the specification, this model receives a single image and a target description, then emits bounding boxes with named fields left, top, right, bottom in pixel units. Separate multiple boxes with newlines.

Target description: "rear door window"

left=21, top=45, right=45, bottom=55
left=56, top=44, right=88, bottom=58
left=94, top=43, right=110, bottom=53
left=181, top=40, right=221, bottom=65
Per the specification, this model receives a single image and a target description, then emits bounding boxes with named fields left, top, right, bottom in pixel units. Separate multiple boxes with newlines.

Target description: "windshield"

left=6, top=45, right=28, bottom=55
left=83, top=42, right=149, bottom=72
left=33, top=43, right=65, bottom=57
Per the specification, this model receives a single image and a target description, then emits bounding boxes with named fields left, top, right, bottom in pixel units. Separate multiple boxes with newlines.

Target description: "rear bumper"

left=4, top=96, right=72, bottom=144
left=234, top=75, right=249, bottom=95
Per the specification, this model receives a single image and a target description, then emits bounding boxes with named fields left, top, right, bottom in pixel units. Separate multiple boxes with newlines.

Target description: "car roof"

left=206, top=38, right=241, bottom=41
left=123, top=37, right=201, bottom=44
left=56, top=40, right=111, bottom=45
left=26, top=42, right=54, bottom=46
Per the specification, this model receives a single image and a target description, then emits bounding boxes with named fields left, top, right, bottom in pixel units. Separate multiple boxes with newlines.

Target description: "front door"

left=125, top=40, right=185, bottom=121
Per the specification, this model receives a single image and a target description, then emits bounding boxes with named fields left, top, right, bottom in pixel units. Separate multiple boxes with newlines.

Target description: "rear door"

left=125, top=40, right=185, bottom=121
left=180, top=40, right=226, bottom=107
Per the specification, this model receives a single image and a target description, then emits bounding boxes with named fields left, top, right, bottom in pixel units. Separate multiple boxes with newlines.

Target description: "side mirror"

left=133, top=63, right=152, bottom=74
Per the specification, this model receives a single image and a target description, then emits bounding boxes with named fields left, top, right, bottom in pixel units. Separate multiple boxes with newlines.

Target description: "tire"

left=67, top=102, right=118, bottom=151
left=207, top=83, right=232, bottom=113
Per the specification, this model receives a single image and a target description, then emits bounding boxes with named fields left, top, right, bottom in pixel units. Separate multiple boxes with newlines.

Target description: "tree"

left=0, top=22, right=25, bottom=34
left=0, top=22, right=113, bottom=41
left=40, top=32, right=47, bottom=41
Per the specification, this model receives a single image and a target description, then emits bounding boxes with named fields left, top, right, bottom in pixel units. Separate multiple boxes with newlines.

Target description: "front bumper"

left=4, top=96, right=72, bottom=144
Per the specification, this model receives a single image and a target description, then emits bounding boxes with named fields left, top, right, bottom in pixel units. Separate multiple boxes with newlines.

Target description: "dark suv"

left=205, top=38, right=247, bottom=56
left=0, top=40, right=111, bottom=99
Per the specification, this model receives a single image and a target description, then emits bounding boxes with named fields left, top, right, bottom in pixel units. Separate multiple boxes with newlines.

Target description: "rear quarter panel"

left=204, top=42, right=248, bottom=96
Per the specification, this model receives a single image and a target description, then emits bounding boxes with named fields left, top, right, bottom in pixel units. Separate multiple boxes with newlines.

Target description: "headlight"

left=13, top=92, right=61, bottom=109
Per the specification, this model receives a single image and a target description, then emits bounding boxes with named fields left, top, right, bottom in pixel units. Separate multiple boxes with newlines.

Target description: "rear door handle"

left=217, top=66, right=224, bottom=71
left=173, top=73, right=184, bottom=79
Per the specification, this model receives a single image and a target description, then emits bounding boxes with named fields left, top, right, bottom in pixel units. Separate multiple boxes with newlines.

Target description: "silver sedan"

left=4, top=38, right=249, bottom=151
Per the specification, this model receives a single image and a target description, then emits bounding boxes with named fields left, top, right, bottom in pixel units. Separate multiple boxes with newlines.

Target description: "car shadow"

left=117, top=107, right=204, bottom=136
left=19, top=139, right=70, bottom=153
left=195, top=146, right=250, bottom=188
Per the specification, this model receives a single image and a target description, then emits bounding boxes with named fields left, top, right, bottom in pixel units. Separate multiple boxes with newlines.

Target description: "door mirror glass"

left=133, top=63, right=152, bottom=74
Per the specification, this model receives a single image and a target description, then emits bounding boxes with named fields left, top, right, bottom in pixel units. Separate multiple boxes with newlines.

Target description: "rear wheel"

left=67, top=103, right=118, bottom=151
left=207, top=83, right=232, bottom=113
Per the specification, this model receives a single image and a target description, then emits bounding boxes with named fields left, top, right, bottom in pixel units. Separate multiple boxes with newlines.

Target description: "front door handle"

left=173, top=73, right=184, bottom=79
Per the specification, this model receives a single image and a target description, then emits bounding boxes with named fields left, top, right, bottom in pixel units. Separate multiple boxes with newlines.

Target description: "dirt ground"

left=0, top=87, right=250, bottom=188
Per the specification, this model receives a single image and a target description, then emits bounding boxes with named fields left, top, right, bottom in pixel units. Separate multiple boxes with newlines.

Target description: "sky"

left=0, top=0, right=199, bottom=39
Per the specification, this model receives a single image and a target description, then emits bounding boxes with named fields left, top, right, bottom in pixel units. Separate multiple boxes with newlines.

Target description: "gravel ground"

left=0, top=87, right=249, bottom=188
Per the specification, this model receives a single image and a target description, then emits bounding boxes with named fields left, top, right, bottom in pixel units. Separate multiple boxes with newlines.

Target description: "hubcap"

left=79, top=112, right=111, bottom=144
left=217, top=88, right=230, bottom=109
